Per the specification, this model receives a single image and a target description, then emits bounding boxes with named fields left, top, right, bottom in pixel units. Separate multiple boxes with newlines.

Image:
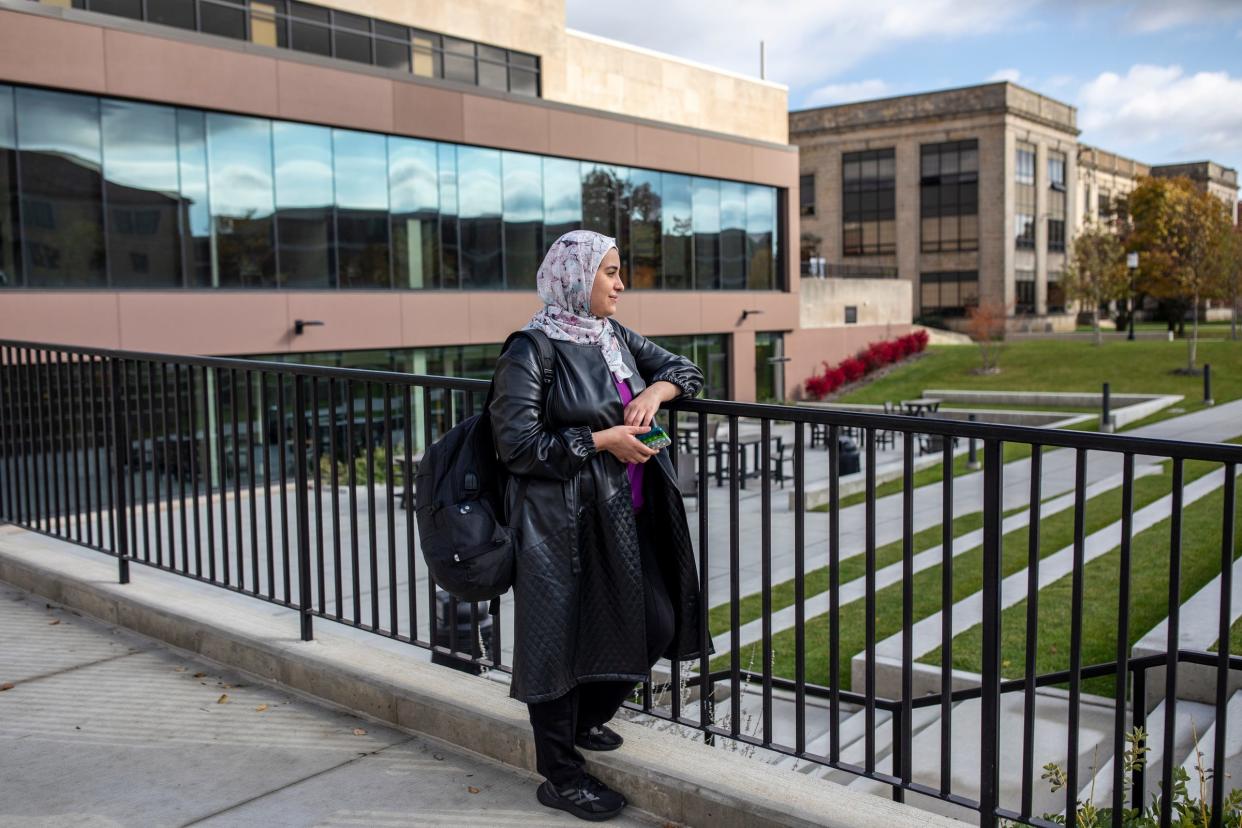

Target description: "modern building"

left=792, top=82, right=1240, bottom=330
left=1, top=0, right=911, bottom=407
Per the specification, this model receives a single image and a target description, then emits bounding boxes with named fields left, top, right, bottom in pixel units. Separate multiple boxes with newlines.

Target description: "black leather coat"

left=489, top=320, right=708, bottom=703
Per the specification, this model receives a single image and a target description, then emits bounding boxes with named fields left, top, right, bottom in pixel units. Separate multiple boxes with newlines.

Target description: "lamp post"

left=1126, top=252, right=1139, bottom=341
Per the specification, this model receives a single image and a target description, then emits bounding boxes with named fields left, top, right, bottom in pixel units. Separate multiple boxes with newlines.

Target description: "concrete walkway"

left=0, top=581, right=661, bottom=827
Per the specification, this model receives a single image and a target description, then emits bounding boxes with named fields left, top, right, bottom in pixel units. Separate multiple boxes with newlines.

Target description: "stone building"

left=793, top=82, right=1240, bottom=331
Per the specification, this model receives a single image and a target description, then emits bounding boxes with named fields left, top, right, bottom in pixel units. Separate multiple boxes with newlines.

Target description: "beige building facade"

left=794, top=82, right=1240, bottom=331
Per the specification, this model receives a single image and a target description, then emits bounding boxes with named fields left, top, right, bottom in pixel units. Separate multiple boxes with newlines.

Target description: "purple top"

left=614, top=377, right=645, bottom=512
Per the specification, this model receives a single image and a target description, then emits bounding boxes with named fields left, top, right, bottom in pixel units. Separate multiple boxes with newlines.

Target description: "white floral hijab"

left=524, top=229, right=633, bottom=381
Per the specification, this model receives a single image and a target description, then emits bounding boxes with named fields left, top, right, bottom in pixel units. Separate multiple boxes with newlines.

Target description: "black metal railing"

left=2, top=338, right=1241, bottom=828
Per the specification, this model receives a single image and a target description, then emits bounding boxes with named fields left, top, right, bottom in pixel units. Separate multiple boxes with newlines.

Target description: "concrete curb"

left=0, top=528, right=964, bottom=828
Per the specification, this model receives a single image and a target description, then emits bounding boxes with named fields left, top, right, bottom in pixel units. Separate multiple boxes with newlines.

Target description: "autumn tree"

left=1216, top=222, right=1242, bottom=341
left=1126, top=176, right=1232, bottom=372
left=1063, top=221, right=1129, bottom=345
left=964, top=299, right=1007, bottom=374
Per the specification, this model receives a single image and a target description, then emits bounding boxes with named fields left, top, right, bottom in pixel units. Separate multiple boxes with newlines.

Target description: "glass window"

left=16, top=88, right=106, bottom=287
left=1015, top=269, right=1035, bottom=313
left=456, top=146, right=502, bottom=289
left=502, top=151, right=543, bottom=291
left=477, top=45, right=508, bottom=91
left=442, top=37, right=476, bottom=84
left=1047, top=269, right=1065, bottom=312
left=411, top=32, right=440, bottom=78
left=745, top=185, right=774, bottom=290
left=581, top=164, right=619, bottom=237
left=147, top=0, right=196, bottom=30
left=375, top=39, right=410, bottom=72
left=542, top=157, right=582, bottom=247
left=799, top=173, right=814, bottom=216
left=844, top=306, right=857, bottom=324
left=177, top=110, right=212, bottom=287
left=249, top=1, right=282, bottom=47
left=692, top=178, right=720, bottom=289
left=719, top=181, right=746, bottom=289
left=333, top=129, right=390, bottom=288
left=437, top=143, right=458, bottom=288
left=273, top=122, right=334, bottom=287
left=842, top=147, right=895, bottom=255
left=102, top=99, right=182, bottom=287
left=919, top=271, right=978, bottom=316
left=0, top=86, right=20, bottom=287
left=510, top=69, right=538, bottom=97
left=90, top=0, right=142, bottom=20
left=206, top=113, right=275, bottom=286
left=627, top=169, right=661, bottom=289
left=920, top=140, right=978, bottom=253
left=754, top=331, right=784, bottom=403
left=1048, top=150, right=1067, bottom=253
left=199, top=0, right=247, bottom=39
left=388, top=136, right=439, bottom=289
left=289, top=2, right=330, bottom=56
left=661, top=173, right=692, bottom=290
left=332, top=12, right=371, bottom=64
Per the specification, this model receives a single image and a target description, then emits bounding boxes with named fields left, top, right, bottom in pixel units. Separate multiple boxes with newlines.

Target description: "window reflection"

left=627, top=169, right=661, bottom=289
left=274, top=122, right=334, bottom=287
left=16, top=87, right=106, bottom=287
left=389, top=137, right=439, bottom=289
left=102, top=100, right=182, bottom=287
left=207, top=113, right=276, bottom=286
left=0, top=86, right=19, bottom=287
left=5, top=86, right=780, bottom=292
left=661, top=173, right=692, bottom=290
left=457, top=146, right=502, bottom=289
left=719, top=181, right=746, bottom=289
left=543, top=157, right=582, bottom=247
left=177, top=110, right=212, bottom=287
left=692, top=178, right=720, bottom=290
left=502, top=152, right=543, bottom=291
left=333, top=129, right=390, bottom=288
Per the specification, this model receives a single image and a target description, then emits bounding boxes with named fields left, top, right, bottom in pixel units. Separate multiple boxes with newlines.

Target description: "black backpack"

left=413, top=330, right=554, bottom=607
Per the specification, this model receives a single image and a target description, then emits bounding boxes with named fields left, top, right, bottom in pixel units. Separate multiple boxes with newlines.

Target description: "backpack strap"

left=492, top=330, right=553, bottom=523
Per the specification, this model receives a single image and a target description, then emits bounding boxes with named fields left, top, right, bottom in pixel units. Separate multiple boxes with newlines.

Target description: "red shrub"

left=911, top=329, right=929, bottom=351
left=840, top=356, right=867, bottom=382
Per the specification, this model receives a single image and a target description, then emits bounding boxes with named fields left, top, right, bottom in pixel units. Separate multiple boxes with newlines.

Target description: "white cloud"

left=987, top=68, right=1023, bottom=83
left=565, top=0, right=1033, bottom=88
left=1077, top=64, right=1242, bottom=165
left=1052, top=0, right=1242, bottom=32
left=803, top=79, right=891, bottom=107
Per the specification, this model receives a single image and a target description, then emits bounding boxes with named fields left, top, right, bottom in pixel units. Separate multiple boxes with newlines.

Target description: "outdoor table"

left=900, top=398, right=942, bottom=416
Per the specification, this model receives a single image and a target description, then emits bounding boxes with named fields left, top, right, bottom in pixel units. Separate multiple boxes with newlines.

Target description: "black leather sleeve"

left=489, top=337, right=596, bottom=480
left=612, top=321, right=705, bottom=398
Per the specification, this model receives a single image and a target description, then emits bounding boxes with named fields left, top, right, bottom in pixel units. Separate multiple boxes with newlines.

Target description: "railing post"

left=293, top=374, right=314, bottom=641
left=978, top=438, right=1004, bottom=827
left=1102, top=382, right=1113, bottom=433
left=109, top=358, right=130, bottom=585
left=1203, top=363, right=1213, bottom=406
left=967, top=413, right=980, bottom=470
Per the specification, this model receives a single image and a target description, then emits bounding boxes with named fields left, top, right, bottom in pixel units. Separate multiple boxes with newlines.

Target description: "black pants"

left=527, top=507, right=675, bottom=786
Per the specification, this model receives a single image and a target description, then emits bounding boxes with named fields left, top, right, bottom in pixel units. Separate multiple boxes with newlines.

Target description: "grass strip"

left=930, top=462, right=1242, bottom=698
left=720, top=455, right=1222, bottom=689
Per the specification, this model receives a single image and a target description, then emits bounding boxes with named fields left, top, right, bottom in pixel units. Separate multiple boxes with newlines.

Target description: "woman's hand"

left=593, top=424, right=659, bottom=464
left=623, top=380, right=679, bottom=427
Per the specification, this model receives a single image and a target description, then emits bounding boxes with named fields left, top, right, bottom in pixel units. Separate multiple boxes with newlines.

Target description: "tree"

left=964, top=299, right=1007, bottom=374
left=1063, top=221, right=1129, bottom=345
left=1126, top=176, right=1232, bottom=372
left=1215, top=222, right=1242, bottom=341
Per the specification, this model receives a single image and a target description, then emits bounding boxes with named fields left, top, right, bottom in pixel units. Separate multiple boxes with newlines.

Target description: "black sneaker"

left=536, top=773, right=627, bottom=821
left=575, top=724, right=624, bottom=751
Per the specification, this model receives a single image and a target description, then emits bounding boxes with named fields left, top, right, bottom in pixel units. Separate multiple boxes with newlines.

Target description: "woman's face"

left=588, top=248, right=624, bottom=318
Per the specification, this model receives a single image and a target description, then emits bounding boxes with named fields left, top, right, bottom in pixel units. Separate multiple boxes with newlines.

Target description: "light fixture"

left=739, top=309, right=765, bottom=323
left=294, top=319, right=325, bottom=335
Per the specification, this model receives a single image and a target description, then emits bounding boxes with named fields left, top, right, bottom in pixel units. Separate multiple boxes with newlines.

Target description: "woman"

left=489, top=230, right=709, bottom=821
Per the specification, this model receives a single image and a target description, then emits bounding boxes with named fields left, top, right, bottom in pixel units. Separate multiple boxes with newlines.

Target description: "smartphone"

left=637, top=423, right=672, bottom=451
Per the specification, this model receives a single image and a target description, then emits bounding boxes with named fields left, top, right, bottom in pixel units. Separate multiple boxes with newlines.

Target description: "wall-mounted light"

left=739, top=309, right=765, bottom=324
left=294, top=319, right=325, bottom=335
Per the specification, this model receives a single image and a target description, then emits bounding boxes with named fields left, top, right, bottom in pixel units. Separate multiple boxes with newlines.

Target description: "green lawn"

left=724, top=454, right=1224, bottom=689
left=836, top=339, right=1242, bottom=429
left=933, top=459, right=1241, bottom=697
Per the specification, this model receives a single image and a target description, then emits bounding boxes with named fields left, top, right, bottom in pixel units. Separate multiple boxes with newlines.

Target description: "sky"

left=564, top=0, right=1242, bottom=182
